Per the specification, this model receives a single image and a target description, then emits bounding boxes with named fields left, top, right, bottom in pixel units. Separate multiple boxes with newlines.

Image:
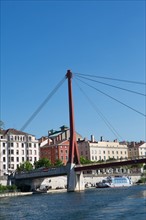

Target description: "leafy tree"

left=34, top=158, right=52, bottom=169
left=80, top=156, right=92, bottom=164
left=17, top=161, right=33, bottom=172
left=54, top=159, right=64, bottom=167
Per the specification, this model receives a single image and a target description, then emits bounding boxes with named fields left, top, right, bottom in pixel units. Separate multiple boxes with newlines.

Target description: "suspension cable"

left=75, top=74, right=145, bottom=96
left=20, top=76, right=66, bottom=131
left=75, top=77, right=146, bottom=117
left=74, top=79, right=124, bottom=140
left=74, top=72, right=146, bottom=85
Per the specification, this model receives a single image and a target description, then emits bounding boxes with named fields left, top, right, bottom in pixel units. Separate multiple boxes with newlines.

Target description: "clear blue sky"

left=1, top=0, right=145, bottom=142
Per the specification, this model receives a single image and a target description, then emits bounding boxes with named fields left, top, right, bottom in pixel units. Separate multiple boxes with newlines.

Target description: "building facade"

left=39, top=125, right=83, bottom=165
left=0, top=128, right=39, bottom=176
left=78, top=136, right=128, bottom=162
left=40, top=139, right=69, bottom=165
left=127, top=141, right=146, bottom=158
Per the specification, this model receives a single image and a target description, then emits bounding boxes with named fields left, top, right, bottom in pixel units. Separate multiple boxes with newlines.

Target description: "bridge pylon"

left=66, top=70, right=84, bottom=192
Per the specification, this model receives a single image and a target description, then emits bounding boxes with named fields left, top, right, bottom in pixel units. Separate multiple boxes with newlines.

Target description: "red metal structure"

left=66, top=70, right=80, bottom=165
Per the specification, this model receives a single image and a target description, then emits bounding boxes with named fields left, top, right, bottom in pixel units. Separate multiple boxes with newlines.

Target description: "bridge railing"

left=75, top=155, right=146, bottom=168
left=14, top=166, right=67, bottom=179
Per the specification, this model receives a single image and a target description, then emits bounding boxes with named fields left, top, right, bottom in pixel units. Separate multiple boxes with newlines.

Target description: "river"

left=0, top=185, right=146, bottom=220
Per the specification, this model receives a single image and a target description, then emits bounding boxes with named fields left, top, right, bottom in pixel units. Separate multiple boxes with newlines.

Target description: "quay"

left=0, top=191, right=32, bottom=198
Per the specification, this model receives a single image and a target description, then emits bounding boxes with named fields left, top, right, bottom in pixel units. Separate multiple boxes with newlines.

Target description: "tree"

left=17, top=161, right=33, bottom=172
left=54, top=159, right=64, bottom=167
left=34, top=158, right=52, bottom=169
left=80, top=156, right=92, bottom=164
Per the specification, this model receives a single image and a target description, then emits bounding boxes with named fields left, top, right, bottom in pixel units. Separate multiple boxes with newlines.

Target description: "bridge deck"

left=13, top=157, right=146, bottom=180
left=75, top=157, right=146, bottom=172
left=14, top=166, right=67, bottom=180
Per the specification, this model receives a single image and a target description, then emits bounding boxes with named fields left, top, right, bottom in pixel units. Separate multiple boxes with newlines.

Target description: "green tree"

left=34, top=158, right=52, bottom=169
left=80, top=156, right=92, bottom=164
left=54, top=159, right=64, bottom=167
left=17, top=161, right=33, bottom=172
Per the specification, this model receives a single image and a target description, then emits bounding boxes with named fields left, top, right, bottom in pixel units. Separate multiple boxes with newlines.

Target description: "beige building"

left=0, top=128, right=39, bottom=176
left=128, top=141, right=146, bottom=158
left=78, top=136, right=128, bottom=162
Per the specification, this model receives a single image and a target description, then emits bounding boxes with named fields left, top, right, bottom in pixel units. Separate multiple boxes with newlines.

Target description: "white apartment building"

left=78, top=136, right=128, bottom=162
left=0, top=128, right=39, bottom=176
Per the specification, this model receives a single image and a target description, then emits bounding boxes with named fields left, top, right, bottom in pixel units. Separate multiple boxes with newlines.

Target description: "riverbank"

left=0, top=191, right=32, bottom=198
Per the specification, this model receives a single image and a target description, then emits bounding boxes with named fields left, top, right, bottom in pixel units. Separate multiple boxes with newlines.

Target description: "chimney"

left=91, top=135, right=95, bottom=142
left=100, top=136, right=103, bottom=142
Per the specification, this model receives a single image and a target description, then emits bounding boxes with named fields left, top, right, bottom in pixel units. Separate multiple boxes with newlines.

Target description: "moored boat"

left=96, top=176, right=132, bottom=188
left=32, top=188, right=48, bottom=194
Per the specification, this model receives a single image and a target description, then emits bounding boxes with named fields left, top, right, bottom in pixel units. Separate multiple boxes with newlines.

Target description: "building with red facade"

left=39, top=125, right=83, bottom=165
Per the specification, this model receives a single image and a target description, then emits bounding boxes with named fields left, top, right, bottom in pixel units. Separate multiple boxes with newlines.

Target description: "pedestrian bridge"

left=14, top=166, right=68, bottom=180
left=14, top=156, right=146, bottom=180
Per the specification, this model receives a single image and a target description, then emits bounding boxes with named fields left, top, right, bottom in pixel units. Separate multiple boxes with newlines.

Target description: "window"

left=3, top=149, right=5, bottom=154
left=10, top=143, right=13, bottom=147
left=16, top=150, right=19, bottom=155
left=3, top=143, right=5, bottom=147
left=22, top=143, right=24, bottom=148
left=22, top=157, right=24, bottom=162
left=3, top=164, right=6, bottom=169
left=11, top=157, right=14, bottom=162
left=17, top=157, right=19, bottom=162
left=3, top=157, right=5, bottom=162
left=9, top=149, right=14, bottom=154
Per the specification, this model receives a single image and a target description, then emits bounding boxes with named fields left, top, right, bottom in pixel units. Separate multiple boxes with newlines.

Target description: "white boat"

left=96, top=176, right=132, bottom=188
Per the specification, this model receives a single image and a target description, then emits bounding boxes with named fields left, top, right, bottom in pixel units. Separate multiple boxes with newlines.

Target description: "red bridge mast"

left=66, top=70, right=80, bottom=165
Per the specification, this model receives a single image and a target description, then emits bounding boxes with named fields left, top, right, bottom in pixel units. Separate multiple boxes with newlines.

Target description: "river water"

left=0, top=185, right=146, bottom=220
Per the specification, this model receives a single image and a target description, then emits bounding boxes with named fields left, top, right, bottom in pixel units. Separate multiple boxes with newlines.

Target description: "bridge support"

left=67, top=163, right=84, bottom=192
left=66, top=70, right=84, bottom=192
